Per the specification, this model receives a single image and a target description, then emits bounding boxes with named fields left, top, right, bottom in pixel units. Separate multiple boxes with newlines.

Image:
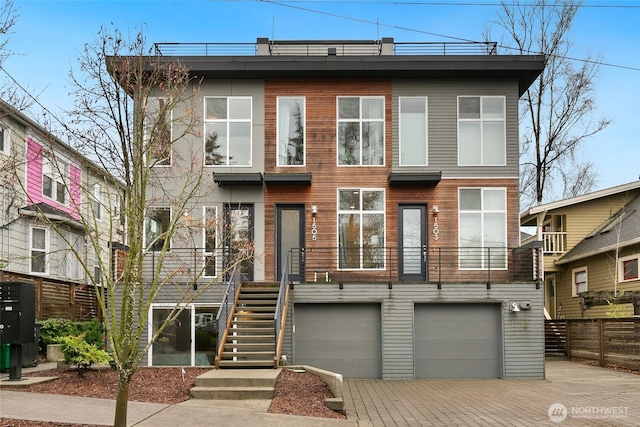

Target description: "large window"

left=93, top=184, right=102, bottom=221
left=399, top=97, right=427, bottom=166
left=458, top=96, right=505, bottom=166
left=42, top=157, right=68, bottom=204
left=572, top=267, right=588, bottom=296
left=458, top=188, right=507, bottom=269
left=0, top=126, right=9, bottom=155
left=145, top=97, right=172, bottom=166
left=204, top=97, right=252, bottom=166
left=30, top=226, right=48, bottom=274
left=146, top=207, right=171, bottom=251
left=203, top=206, right=217, bottom=277
left=338, top=189, right=385, bottom=269
left=337, top=97, right=384, bottom=166
left=277, top=97, right=305, bottom=166
left=619, top=254, right=639, bottom=282
left=61, top=232, right=83, bottom=280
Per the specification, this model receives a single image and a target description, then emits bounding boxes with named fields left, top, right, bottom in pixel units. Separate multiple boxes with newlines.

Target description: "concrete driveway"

left=342, top=358, right=640, bottom=426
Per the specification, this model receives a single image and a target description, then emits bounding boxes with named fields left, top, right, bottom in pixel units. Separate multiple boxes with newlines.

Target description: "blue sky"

left=3, top=0, right=639, bottom=195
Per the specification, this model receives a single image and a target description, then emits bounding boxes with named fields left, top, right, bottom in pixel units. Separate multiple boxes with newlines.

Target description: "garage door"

left=294, top=303, right=382, bottom=379
left=415, top=303, right=501, bottom=378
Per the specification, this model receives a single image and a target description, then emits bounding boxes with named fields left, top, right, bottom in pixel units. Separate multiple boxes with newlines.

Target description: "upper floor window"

left=203, top=206, right=217, bottom=277
left=619, top=254, right=639, bottom=282
left=61, top=231, right=83, bottom=280
left=145, top=97, right=172, bottom=166
left=0, top=126, right=9, bottom=155
left=572, top=267, right=588, bottom=296
left=459, top=188, right=507, bottom=269
left=145, top=207, right=171, bottom=252
left=93, top=184, right=102, bottom=221
left=338, top=188, right=385, bottom=269
left=42, top=157, right=68, bottom=205
left=458, top=96, right=505, bottom=166
left=399, top=97, right=427, bottom=166
left=277, top=97, right=305, bottom=166
left=30, top=226, right=48, bottom=274
left=204, top=97, right=252, bottom=166
left=337, top=97, right=384, bottom=166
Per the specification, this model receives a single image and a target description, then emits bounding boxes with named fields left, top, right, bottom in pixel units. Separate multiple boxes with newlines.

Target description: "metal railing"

left=289, top=245, right=542, bottom=287
left=215, top=264, right=240, bottom=364
left=142, top=247, right=232, bottom=286
left=394, top=41, right=497, bottom=55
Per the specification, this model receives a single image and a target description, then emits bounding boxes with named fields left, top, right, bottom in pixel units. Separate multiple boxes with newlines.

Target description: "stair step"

left=239, top=293, right=278, bottom=299
left=237, top=299, right=278, bottom=305
left=218, top=360, right=275, bottom=368
left=190, top=386, right=274, bottom=400
left=231, top=319, right=274, bottom=327
left=224, top=343, right=274, bottom=350
left=227, top=327, right=274, bottom=334
left=234, top=313, right=274, bottom=319
left=221, top=351, right=274, bottom=358
left=224, top=335, right=274, bottom=342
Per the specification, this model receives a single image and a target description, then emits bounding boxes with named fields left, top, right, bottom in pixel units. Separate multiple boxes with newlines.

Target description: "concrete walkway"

left=1, top=358, right=638, bottom=426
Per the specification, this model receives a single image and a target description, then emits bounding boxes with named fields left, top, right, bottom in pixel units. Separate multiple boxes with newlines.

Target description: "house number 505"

left=311, top=217, right=318, bottom=241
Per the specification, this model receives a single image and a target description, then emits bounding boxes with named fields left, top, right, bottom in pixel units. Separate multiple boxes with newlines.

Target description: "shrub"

left=57, top=334, right=112, bottom=376
left=40, top=318, right=104, bottom=348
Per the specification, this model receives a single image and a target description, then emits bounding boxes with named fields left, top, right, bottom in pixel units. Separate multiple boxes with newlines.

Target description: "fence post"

left=598, top=319, right=605, bottom=367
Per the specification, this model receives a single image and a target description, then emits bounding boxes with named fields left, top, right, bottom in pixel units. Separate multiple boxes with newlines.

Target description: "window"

left=42, top=157, right=68, bottom=204
left=146, top=207, right=171, bottom=251
left=399, top=97, right=427, bottom=166
left=0, top=126, right=9, bottom=155
left=30, top=226, right=48, bottom=273
left=277, top=97, right=305, bottom=166
left=338, top=189, right=385, bottom=269
left=93, top=184, right=102, bottom=221
left=337, top=97, right=384, bottom=166
left=458, top=96, right=505, bottom=166
left=145, top=97, right=172, bottom=166
left=204, top=97, right=252, bottom=166
left=619, top=254, right=639, bottom=282
left=61, top=232, right=83, bottom=280
left=203, top=207, right=217, bottom=277
left=573, top=267, right=588, bottom=296
left=458, top=188, right=507, bottom=269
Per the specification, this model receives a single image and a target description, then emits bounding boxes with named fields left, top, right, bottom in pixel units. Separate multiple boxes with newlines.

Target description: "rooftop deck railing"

left=288, top=245, right=542, bottom=287
left=153, top=40, right=497, bottom=57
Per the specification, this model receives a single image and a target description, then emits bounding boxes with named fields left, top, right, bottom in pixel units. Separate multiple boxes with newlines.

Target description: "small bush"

left=57, top=334, right=112, bottom=376
left=40, top=318, right=104, bottom=348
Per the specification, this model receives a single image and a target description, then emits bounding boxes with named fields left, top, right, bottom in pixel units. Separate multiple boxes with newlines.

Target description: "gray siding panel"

left=391, top=79, right=520, bottom=178
left=287, top=282, right=543, bottom=379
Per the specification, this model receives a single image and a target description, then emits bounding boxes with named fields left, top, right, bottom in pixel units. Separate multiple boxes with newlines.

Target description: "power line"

left=232, top=0, right=640, bottom=7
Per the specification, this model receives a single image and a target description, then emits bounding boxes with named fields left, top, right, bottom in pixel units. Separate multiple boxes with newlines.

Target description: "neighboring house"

left=0, top=101, right=124, bottom=320
left=120, top=38, right=546, bottom=379
left=521, top=181, right=640, bottom=319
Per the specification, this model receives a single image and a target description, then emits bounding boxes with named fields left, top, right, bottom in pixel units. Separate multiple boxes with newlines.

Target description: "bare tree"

left=485, top=0, right=610, bottom=207
left=47, top=26, right=253, bottom=427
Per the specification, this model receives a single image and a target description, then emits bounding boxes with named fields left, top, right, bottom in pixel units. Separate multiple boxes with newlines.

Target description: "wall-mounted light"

left=509, top=302, right=521, bottom=312
left=432, top=205, right=440, bottom=214
left=311, top=205, right=318, bottom=215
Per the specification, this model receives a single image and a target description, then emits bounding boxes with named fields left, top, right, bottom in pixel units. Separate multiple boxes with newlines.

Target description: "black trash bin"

left=21, top=323, right=41, bottom=368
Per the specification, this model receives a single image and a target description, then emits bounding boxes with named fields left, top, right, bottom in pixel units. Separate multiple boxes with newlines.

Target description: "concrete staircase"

left=217, top=284, right=280, bottom=369
left=190, top=368, right=281, bottom=400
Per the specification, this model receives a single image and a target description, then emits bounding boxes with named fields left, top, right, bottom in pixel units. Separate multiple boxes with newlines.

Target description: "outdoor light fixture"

left=432, top=205, right=440, bottom=214
left=509, top=302, right=521, bottom=312
left=311, top=205, right=318, bottom=215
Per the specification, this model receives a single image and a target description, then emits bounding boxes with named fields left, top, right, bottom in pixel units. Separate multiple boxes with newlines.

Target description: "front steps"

left=217, top=284, right=280, bottom=369
left=190, top=368, right=281, bottom=400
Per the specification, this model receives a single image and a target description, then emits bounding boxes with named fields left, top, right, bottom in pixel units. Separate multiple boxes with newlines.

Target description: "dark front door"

left=398, top=204, right=427, bottom=281
left=224, top=203, right=254, bottom=281
left=276, top=204, right=305, bottom=282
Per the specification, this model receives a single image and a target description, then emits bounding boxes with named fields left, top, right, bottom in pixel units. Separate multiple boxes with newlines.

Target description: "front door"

left=224, top=204, right=254, bottom=281
left=398, top=204, right=427, bottom=281
left=276, top=204, right=305, bottom=282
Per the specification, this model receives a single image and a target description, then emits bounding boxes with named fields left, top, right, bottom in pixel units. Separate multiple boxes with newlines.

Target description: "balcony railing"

left=141, top=247, right=235, bottom=285
left=521, top=232, right=567, bottom=254
left=288, top=246, right=542, bottom=287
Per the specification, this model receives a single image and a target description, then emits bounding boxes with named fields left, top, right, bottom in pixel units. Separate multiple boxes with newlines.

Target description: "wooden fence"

left=0, top=270, right=100, bottom=321
left=545, top=319, right=640, bottom=371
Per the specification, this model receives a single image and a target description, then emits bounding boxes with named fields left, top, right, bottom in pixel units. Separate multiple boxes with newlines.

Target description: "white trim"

left=457, top=95, right=506, bottom=167
left=202, top=205, right=219, bottom=278
left=203, top=96, right=253, bottom=167
left=336, top=96, right=386, bottom=167
left=572, top=266, right=588, bottom=297
left=276, top=96, right=306, bottom=167
left=399, top=96, right=428, bottom=167
left=619, top=253, right=639, bottom=283
left=0, top=124, right=10, bottom=155
left=144, top=206, right=172, bottom=252
left=29, top=225, right=49, bottom=275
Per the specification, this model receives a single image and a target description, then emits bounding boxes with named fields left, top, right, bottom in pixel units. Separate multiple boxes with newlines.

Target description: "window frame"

left=276, top=96, right=306, bottom=167
left=337, top=188, right=386, bottom=270
left=42, top=156, right=68, bottom=205
left=30, top=225, right=49, bottom=274
left=399, top=96, right=428, bottom=166
left=457, top=96, right=506, bottom=167
left=145, top=97, right=172, bottom=167
left=0, top=125, right=9, bottom=155
left=145, top=206, right=172, bottom=252
left=93, top=183, right=102, bottom=221
left=204, top=96, right=253, bottom=167
left=619, top=254, right=639, bottom=283
left=336, top=96, right=385, bottom=167
left=61, top=231, right=83, bottom=280
left=458, top=187, right=507, bottom=270
left=202, top=206, right=218, bottom=278
left=572, top=267, right=588, bottom=296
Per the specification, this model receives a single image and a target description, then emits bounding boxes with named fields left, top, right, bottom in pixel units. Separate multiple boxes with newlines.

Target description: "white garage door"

left=293, top=303, right=382, bottom=379
left=415, top=303, right=502, bottom=378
